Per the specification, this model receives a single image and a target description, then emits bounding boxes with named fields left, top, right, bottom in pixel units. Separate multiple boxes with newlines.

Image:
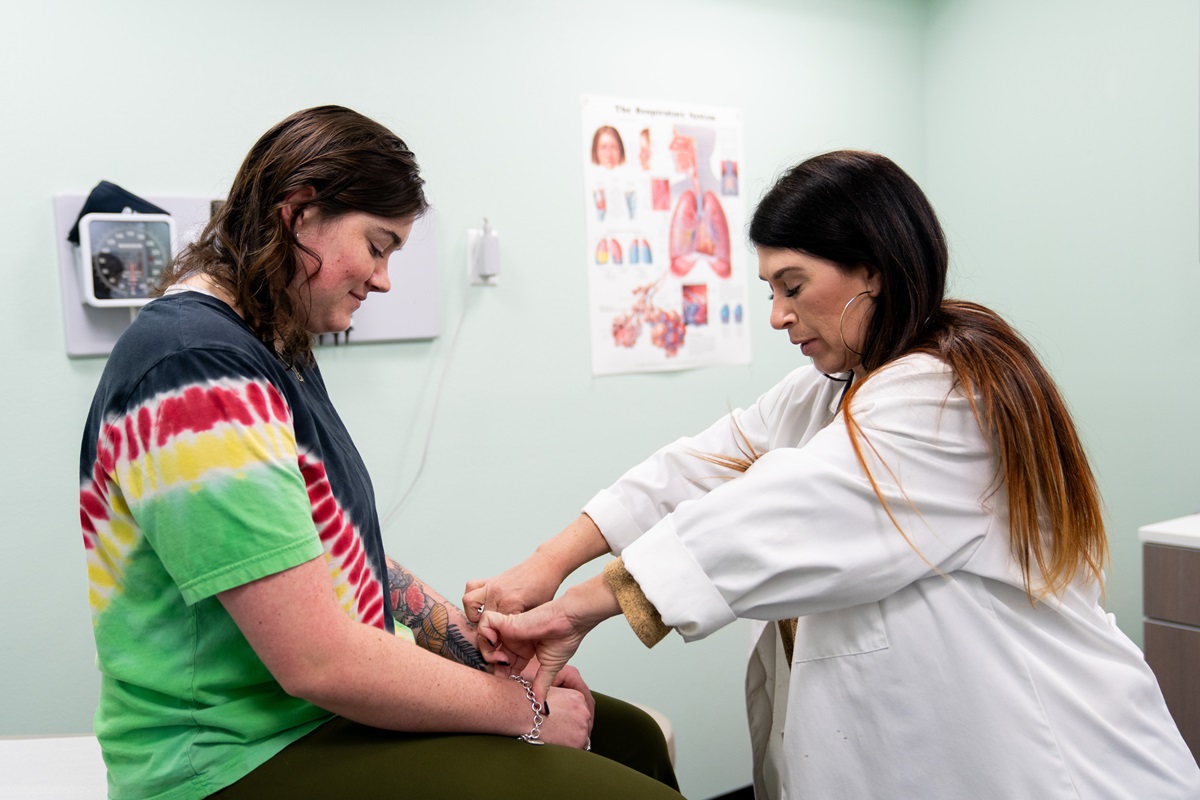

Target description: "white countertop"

left=1138, top=513, right=1200, bottom=549
left=0, top=734, right=105, bottom=799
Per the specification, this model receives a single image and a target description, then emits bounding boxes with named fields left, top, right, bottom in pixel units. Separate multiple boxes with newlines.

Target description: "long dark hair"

left=744, top=150, right=1106, bottom=599
left=750, top=150, right=945, bottom=373
left=160, top=105, right=428, bottom=366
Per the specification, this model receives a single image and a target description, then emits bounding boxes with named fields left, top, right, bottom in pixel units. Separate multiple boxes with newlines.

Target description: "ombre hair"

left=736, top=150, right=1106, bottom=600
left=159, top=105, right=428, bottom=366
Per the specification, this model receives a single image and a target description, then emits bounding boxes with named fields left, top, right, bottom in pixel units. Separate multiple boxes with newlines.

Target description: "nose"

left=769, top=296, right=794, bottom=330
left=368, top=261, right=391, bottom=294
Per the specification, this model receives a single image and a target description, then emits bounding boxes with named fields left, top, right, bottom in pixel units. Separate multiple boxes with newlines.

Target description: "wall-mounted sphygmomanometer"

left=54, top=183, right=439, bottom=357
left=67, top=181, right=176, bottom=308
left=78, top=212, right=175, bottom=307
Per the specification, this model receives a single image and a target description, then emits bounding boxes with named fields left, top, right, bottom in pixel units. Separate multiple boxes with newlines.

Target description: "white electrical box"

left=466, top=220, right=500, bottom=285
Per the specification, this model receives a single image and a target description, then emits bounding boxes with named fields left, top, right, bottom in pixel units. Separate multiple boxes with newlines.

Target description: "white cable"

left=380, top=276, right=472, bottom=529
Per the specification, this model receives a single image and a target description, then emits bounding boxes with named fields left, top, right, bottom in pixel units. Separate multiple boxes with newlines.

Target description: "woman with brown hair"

left=79, top=105, right=679, bottom=799
left=591, top=125, right=627, bottom=169
left=468, top=151, right=1200, bottom=798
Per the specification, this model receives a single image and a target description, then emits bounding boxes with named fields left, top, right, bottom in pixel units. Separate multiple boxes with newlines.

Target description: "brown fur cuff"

left=603, top=558, right=671, bottom=648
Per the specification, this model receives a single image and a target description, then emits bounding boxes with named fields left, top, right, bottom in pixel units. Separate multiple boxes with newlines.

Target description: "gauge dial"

left=79, top=213, right=175, bottom=307
left=89, top=221, right=170, bottom=299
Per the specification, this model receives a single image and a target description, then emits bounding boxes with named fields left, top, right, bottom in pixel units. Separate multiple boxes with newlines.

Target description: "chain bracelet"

left=510, top=674, right=545, bottom=745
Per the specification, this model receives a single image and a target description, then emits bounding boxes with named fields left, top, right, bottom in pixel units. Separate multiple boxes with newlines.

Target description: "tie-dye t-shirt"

left=78, top=292, right=393, bottom=800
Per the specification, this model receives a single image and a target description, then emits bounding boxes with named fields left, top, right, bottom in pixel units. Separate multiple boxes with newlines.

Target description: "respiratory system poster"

left=582, top=95, right=750, bottom=375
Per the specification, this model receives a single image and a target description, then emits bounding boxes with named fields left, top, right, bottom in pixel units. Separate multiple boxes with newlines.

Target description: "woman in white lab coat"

left=467, top=151, right=1200, bottom=798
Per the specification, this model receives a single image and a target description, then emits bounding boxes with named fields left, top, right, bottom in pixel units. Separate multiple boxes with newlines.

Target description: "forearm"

left=220, top=558, right=561, bottom=740
left=532, top=514, right=612, bottom=584
left=296, top=618, right=535, bottom=735
left=386, top=557, right=486, bottom=671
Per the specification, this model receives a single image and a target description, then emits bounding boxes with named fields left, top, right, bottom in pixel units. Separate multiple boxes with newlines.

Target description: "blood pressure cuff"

left=67, top=181, right=170, bottom=245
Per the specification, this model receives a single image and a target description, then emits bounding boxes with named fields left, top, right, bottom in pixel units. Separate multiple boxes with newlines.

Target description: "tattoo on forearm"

left=387, top=561, right=488, bottom=671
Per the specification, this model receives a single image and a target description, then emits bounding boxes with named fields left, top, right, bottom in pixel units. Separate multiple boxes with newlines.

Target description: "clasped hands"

left=463, top=554, right=601, bottom=706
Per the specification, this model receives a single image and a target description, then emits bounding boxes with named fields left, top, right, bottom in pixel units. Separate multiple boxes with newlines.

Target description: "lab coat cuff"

left=604, top=558, right=671, bottom=648
left=583, top=490, right=645, bottom=555
left=621, top=518, right=738, bottom=642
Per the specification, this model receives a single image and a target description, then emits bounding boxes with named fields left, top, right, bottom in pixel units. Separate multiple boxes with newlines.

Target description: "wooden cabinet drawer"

left=1143, top=544, right=1200, bottom=627
left=1144, top=620, right=1200, bottom=764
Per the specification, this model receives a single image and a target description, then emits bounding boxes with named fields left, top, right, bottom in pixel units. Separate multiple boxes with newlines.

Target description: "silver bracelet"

left=510, top=674, right=546, bottom=745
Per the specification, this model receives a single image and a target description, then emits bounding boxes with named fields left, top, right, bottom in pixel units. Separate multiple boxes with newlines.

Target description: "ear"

left=861, top=264, right=883, bottom=297
left=280, top=185, right=318, bottom=230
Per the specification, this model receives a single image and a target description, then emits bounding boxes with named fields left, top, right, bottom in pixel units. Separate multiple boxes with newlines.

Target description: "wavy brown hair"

left=159, top=105, right=428, bottom=366
left=736, top=150, right=1106, bottom=600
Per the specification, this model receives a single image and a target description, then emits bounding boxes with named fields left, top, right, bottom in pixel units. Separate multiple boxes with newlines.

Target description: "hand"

left=463, top=514, right=612, bottom=627
left=538, top=681, right=593, bottom=749
left=509, top=659, right=593, bottom=749
left=462, top=552, right=562, bottom=624
left=464, top=555, right=567, bottom=669
left=480, top=599, right=588, bottom=702
left=479, top=575, right=619, bottom=702
left=512, top=658, right=596, bottom=730
left=548, top=664, right=595, bottom=735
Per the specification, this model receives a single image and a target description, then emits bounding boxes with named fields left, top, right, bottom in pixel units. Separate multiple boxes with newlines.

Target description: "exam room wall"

left=7, top=1, right=1193, bottom=796
left=923, top=0, right=1200, bottom=645
left=0, top=1, right=925, bottom=797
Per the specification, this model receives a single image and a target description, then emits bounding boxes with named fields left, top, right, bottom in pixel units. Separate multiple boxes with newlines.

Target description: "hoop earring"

left=838, top=290, right=872, bottom=357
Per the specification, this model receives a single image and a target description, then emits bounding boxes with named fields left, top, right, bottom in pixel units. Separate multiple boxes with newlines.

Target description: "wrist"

left=561, top=574, right=621, bottom=632
left=534, top=514, right=610, bottom=584
left=509, top=674, right=546, bottom=744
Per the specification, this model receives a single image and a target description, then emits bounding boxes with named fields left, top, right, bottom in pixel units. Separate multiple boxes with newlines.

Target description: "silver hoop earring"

left=838, top=290, right=872, bottom=357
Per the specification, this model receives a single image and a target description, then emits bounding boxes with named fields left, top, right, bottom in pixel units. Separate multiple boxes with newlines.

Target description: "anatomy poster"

left=582, top=95, right=750, bottom=375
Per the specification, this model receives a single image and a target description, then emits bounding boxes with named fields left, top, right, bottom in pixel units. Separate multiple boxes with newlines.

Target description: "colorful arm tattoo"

left=386, top=558, right=488, bottom=671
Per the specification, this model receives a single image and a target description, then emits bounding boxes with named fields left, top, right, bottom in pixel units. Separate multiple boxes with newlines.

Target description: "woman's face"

left=757, top=247, right=879, bottom=377
left=293, top=210, right=415, bottom=334
left=595, top=130, right=623, bottom=169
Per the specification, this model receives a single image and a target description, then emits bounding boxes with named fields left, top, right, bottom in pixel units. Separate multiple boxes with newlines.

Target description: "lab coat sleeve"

left=585, top=365, right=837, bottom=554
left=620, top=355, right=999, bottom=642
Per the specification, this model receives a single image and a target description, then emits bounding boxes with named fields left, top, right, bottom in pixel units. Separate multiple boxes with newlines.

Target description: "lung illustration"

left=669, top=189, right=731, bottom=278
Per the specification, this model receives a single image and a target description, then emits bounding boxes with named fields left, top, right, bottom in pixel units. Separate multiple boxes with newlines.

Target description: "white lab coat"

left=584, top=354, right=1200, bottom=799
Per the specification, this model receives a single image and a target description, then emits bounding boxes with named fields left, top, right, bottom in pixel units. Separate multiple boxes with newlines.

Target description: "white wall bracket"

left=466, top=218, right=500, bottom=286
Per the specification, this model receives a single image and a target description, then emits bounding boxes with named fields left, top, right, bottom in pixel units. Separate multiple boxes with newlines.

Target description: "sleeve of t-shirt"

left=106, top=346, right=323, bottom=604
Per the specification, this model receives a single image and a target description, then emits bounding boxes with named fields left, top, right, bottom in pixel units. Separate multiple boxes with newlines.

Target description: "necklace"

left=277, top=355, right=304, bottom=383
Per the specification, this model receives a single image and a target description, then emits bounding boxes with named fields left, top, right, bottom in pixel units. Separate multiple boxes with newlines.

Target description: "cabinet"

left=1140, top=514, right=1200, bottom=763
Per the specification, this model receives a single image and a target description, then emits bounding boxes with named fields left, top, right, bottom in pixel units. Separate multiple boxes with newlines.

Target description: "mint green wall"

left=0, top=1, right=1193, bottom=797
left=924, top=0, right=1200, bottom=642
